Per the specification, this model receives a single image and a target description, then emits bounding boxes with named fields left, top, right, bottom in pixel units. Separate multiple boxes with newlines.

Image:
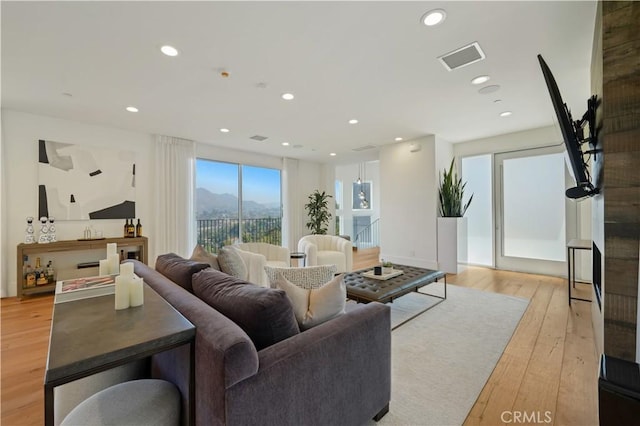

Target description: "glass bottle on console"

left=136, top=219, right=142, bottom=237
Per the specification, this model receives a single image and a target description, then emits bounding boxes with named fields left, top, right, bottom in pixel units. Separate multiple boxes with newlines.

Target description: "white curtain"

left=154, top=135, right=195, bottom=258
left=282, top=157, right=302, bottom=250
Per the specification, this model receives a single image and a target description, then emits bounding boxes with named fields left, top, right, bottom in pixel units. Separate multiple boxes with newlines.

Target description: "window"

left=195, top=159, right=282, bottom=252
left=352, top=182, right=372, bottom=210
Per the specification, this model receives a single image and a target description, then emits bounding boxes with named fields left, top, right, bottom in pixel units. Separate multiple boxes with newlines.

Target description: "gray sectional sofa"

left=127, top=256, right=391, bottom=426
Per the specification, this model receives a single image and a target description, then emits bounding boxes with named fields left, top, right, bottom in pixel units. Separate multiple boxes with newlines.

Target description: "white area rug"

left=370, top=283, right=529, bottom=426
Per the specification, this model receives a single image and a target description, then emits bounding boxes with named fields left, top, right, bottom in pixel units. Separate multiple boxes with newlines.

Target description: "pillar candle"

left=114, top=275, right=130, bottom=310
left=99, top=259, right=110, bottom=276
left=106, top=243, right=117, bottom=256
left=108, top=253, right=120, bottom=275
left=129, top=276, right=144, bottom=307
left=119, top=261, right=134, bottom=278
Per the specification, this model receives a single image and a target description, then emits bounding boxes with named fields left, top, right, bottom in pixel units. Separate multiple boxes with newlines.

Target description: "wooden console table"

left=44, top=283, right=195, bottom=425
left=17, top=237, right=148, bottom=299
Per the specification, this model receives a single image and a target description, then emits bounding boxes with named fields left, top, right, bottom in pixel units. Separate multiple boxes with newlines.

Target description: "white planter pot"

left=437, top=217, right=468, bottom=274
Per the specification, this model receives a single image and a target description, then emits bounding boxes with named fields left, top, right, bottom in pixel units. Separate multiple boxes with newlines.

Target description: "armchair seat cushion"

left=265, top=260, right=289, bottom=268
left=317, top=251, right=346, bottom=273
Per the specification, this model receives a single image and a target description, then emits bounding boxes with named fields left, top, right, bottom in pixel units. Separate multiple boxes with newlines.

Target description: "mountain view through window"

left=196, top=159, right=282, bottom=252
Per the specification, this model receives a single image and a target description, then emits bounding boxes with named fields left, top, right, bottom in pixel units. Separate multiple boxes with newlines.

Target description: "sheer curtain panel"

left=154, top=135, right=195, bottom=258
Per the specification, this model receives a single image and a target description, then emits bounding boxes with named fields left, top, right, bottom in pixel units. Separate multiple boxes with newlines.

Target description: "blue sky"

left=196, top=159, right=281, bottom=205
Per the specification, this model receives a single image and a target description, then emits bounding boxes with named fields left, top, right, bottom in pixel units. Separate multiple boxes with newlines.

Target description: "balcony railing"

left=197, top=218, right=282, bottom=253
left=354, top=218, right=380, bottom=249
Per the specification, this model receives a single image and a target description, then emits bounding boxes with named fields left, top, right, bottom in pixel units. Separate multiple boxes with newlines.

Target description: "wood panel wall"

left=601, top=1, right=640, bottom=360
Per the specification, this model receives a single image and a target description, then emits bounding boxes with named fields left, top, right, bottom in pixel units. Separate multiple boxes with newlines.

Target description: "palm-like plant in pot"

left=305, top=190, right=333, bottom=234
left=438, top=159, right=473, bottom=217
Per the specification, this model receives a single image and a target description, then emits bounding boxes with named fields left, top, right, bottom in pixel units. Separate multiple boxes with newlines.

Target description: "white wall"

left=380, top=136, right=446, bottom=269
left=1, top=110, right=326, bottom=297
left=2, top=110, right=155, bottom=297
left=1, top=112, right=6, bottom=295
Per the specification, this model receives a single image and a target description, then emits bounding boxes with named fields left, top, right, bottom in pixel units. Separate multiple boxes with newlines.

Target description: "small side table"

left=290, top=252, right=306, bottom=267
left=567, top=239, right=592, bottom=305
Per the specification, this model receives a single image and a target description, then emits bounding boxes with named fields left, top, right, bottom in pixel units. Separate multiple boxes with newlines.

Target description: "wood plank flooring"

left=1, top=252, right=599, bottom=425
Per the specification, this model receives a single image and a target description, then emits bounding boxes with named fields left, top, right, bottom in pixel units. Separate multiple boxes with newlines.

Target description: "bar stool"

left=61, top=379, right=180, bottom=426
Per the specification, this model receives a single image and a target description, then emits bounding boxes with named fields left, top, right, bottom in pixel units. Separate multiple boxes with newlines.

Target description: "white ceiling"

left=1, top=1, right=597, bottom=164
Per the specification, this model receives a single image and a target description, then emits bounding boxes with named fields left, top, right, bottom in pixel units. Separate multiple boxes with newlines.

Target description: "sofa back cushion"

left=155, top=253, right=210, bottom=293
left=192, top=269, right=300, bottom=350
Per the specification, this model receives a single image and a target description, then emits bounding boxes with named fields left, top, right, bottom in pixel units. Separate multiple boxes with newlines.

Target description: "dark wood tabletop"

left=45, top=283, right=195, bottom=425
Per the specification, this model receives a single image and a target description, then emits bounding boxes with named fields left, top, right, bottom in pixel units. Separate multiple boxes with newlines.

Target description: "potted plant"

left=382, top=260, right=394, bottom=275
left=305, top=190, right=333, bottom=235
left=438, top=159, right=473, bottom=217
left=437, top=159, right=473, bottom=274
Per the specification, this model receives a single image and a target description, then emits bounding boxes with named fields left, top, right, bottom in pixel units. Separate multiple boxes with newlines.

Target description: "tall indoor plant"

left=305, top=190, right=333, bottom=235
left=438, top=158, right=473, bottom=217
left=437, top=159, right=473, bottom=274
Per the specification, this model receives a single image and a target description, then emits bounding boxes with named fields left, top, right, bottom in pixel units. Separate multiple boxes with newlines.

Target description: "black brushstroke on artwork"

left=133, top=164, right=136, bottom=176
left=39, top=140, right=49, bottom=164
left=89, top=169, right=102, bottom=177
left=89, top=201, right=135, bottom=219
left=38, top=185, right=49, bottom=218
left=70, top=194, right=76, bottom=203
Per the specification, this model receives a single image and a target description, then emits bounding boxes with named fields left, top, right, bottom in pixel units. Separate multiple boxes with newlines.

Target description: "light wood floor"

left=1, top=250, right=598, bottom=425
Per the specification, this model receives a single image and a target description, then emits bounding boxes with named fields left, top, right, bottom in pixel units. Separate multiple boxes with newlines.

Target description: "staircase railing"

left=354, top=218, right=380, bottom=249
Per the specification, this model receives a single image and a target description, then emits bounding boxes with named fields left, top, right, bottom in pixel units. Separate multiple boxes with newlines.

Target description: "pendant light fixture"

left=356, top=163, right=362, bottom=185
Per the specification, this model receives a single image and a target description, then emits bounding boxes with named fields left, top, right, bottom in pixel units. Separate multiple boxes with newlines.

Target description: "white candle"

left=120, top=262, right=134, bottom=278
left=108, top=253, right=120, bottom=275
left=129, top=276, right=144, bottom=307
left=106, top=243, right=117, bottom=256
left=99, top=259, right=110, bottom=276
left=114, top=275, right=130, bottom=310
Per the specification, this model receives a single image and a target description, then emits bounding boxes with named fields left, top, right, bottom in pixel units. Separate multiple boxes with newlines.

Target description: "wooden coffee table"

left=344, top=265, right=446, bottom=328
left=44, top=283, right=195, bottom=426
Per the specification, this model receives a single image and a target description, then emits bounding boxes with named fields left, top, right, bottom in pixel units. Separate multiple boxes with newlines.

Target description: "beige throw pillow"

left=274, top=272, right=346, bottom=330
left=218, top=246, right=248, bottom=280
left=264, top=264, right=337, bottom=289
left=190, top=244, right=221, bottom=271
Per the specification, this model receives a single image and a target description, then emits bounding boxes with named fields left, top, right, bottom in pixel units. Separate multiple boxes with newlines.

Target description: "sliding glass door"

left=494, top=146, right=575, bottom=275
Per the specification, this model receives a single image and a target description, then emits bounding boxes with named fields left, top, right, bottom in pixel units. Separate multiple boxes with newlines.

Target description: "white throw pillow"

left=274, top=272, right=346, bottom=330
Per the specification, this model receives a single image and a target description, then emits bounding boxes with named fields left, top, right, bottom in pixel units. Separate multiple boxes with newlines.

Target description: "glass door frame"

left=494, top=144, right=577, bottom=276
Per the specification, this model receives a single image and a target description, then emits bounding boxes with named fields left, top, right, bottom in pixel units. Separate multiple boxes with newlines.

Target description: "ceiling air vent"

left=249, top=135, right=268, bottom=141
left=438, top=42, right=485, bottom=71
left=352, top=145, right=377, bottom=152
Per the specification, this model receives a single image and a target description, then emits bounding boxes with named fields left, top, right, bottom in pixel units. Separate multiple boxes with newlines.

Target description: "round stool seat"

left=61, top=379, right=180, bottom=426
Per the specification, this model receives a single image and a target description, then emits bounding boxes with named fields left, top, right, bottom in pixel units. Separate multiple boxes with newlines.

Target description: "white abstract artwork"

left=38, top=140, right=136, bottom=220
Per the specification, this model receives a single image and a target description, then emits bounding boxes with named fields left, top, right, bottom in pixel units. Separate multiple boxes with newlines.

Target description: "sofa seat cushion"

left=274, top=273, right=346, bottom=330
left=155, top=253, right=211, bottom=293
left=192, top=269, right=300, bottom=350
left=317, top=251, right=346, bottom=273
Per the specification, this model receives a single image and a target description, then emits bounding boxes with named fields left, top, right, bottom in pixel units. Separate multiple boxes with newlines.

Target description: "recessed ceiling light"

left=395, top=137, right=403, bottom=141
left=421, top=9, right=446, bottom=26
left=160, top=45, right=179, bottom=57
left=348, top=119, right=359, bottom=124
left=220, top=128, right=230, bottom=133
left=478, top=85, right=500, bottom=94
left=282, top=93, right=295, bottom=100
left=126, top=106, right=138, bottom=113
left=329, top=152, right=337, bottom=156
left=281, top=142, right=290, bottom=146
left=500, top=111, right=512, bottom=117
left=471, top=75, right=490, bottom=85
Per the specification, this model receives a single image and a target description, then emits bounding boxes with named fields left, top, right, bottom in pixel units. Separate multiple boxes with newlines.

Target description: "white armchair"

left=234, top=242, right=290, bottom=268
left=298, top=235, right=353, bottom=273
